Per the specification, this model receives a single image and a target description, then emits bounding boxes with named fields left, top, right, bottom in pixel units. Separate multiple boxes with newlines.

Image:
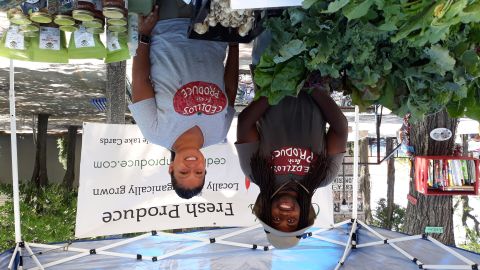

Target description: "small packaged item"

left=68, top=26, right=106, bottom=59
left=0, top=25, right=31, bottom=61
left=105, top=30, right=129, bottom=63
left=31, top=26, right=68, bottom=63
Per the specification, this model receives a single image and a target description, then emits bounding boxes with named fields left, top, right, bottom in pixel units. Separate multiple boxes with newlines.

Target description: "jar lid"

left=107, top=18, right=127, bottom=26
left=103, top=0, right=126, bottom=9
left=30, top=12, right=53, bottom=24
left=103, top=7, right=125, bottom=19
left=20, top=24, right=40, bottom=32
left=87, top=27, right=104, bottom=34
left=108, top=24, right=127, bottom=33
left=76, top=1, right=96, bottom=11
left=54, top=15, right=75, bottom=26
left=23, top=31, right=39, bottom=37
left=9, top=13, right=32, bottom=25
left=72, top=10, right=94, bottom=21
left=60, top=25, right=79, bottom=32
left=83, top=18, right=104, bottom=28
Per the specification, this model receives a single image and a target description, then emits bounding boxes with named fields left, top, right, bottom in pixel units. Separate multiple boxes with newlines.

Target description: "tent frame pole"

left=9, top=59, right=21, bottom=243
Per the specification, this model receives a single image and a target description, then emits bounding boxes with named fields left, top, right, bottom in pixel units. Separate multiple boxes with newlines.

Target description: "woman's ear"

left=308, top=204, right=317, bottom=225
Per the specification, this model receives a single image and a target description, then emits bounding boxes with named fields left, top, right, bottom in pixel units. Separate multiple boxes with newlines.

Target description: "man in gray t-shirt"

left=129, top=4, right=239, bottom=199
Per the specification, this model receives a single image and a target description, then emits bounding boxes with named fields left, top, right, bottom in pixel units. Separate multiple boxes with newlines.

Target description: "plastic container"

left=127, top=12, right=138, bottom=56
left=188, top=0, right=264, bottom=43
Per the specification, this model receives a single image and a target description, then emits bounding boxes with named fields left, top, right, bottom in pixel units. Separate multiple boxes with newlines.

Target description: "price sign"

left=425, top=227, right=444, bottom=234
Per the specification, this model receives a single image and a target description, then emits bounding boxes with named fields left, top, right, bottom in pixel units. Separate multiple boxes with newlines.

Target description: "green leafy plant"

left=0, top=183, right=77, bottom=253
left=254, top=0, right=480, bottom=121
left=460, top=228, right=480, bottom=253
left=372, top=198, right=406, bottom=232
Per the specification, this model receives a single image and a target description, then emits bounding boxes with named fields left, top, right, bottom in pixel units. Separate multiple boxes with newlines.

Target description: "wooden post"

left=385, top=137, right=395, bottom=229
left=31, top=113, right=49, bottom=188
left=106, top=61, right=126, bottom=124
left=62, top=126, right=78, bottom=191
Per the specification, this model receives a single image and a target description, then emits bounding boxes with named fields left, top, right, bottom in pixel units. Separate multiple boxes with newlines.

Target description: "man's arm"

left=224, top=43, right=239, bottom=107
left=236, top=97, right=269, bottom=143
left=310, top=89, right=348, bottom=155
left=132, top=6, right=159, bottom=103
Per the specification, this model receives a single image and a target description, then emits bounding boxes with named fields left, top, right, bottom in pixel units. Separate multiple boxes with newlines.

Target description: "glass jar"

left=8, top=8, right=32, bottom=25
left=54, top=14, right=75, bottom=26
left=20, top=0, right=47, bottom=15
left=30, top=11, right=52, bottom=23
left=73, top=1, right=95, bottom=21
left=83, top=9, right=105, bottom=32
left=103, top=0, right=126, bottom=19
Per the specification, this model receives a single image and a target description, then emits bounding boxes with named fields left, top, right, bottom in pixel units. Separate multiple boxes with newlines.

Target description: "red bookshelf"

left=415, top=156, right=479, bottom=196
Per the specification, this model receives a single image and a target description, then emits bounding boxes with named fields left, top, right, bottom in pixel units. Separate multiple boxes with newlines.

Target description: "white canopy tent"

left=4, top=59, right=480, bottom=270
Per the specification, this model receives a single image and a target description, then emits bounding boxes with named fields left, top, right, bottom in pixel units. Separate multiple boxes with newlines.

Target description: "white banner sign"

left=75, top=121, right=333, bottom=238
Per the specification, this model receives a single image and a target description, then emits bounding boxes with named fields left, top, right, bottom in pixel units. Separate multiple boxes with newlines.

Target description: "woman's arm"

left=132, top=6, right=159, bottom=103
left=236, top=97, right=269, bottom=143
left=224, top=43, right=239, bottom=107
left=310, top=89, right=348, bottom=154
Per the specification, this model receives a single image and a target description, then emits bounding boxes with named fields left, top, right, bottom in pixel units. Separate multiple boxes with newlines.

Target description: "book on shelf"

left=426, top=159, right=477, bottom=190
left=439, top=186, right=475, bottom=192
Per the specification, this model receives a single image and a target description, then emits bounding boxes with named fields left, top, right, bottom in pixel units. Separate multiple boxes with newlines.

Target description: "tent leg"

left=23, top=242, right=44, bottom=270
left=7, top=243, right=20, bottom=270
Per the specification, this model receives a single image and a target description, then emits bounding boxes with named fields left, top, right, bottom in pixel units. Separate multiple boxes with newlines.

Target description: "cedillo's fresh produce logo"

left=173, top=81, right=227, bottom=116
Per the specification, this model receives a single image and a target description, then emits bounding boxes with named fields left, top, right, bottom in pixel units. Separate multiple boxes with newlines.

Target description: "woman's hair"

left=251, top=150, right=328, bottom=230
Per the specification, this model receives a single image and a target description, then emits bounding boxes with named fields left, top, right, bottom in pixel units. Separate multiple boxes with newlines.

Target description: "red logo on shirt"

left=271, top=147, right=317, bottom=176
left=173, top=81, right=227, bottom=116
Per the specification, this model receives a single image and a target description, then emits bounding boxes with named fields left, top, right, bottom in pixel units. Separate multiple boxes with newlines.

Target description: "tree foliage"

left=254, top=0, right=480, bottom=121
left=0, top=183, right=77, bottom=253
left=372, top=198, right=406, bottom=232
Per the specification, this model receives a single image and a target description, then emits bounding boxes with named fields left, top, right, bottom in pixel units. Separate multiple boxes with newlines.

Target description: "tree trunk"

left=385, top=137, right=396, bottom=230
left=62, top=126, right=78, bottom=191
left=404, top=110, right=457, bottom=245
left=106, top=61, right=126, bottom=124
left=31, top=113, right=49, bottom=188
left=359, top=138, right=372, bottom=224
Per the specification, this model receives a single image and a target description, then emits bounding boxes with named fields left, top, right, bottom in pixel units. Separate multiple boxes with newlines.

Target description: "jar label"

left=58, top=0, right=74, bottom=13
left=107, top=31, right=121, bottom=52
left=91, top=0, right=102, bottom=10
left=74, top=26, right=95, bottom=48
left=5, top=26, right=25, bottom=50
left=39, top=27, right=60, bottom=50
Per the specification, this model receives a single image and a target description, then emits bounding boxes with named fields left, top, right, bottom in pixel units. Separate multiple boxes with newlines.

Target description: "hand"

left=139, top=5, right=159, bottom=36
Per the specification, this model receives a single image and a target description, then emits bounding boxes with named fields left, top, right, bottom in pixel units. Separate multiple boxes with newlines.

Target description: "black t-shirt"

left=235, top=92, right=344, bottom=188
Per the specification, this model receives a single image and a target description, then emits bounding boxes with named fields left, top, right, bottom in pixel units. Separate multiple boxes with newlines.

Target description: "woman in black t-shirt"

left=235, top=84, right=348, bottom=249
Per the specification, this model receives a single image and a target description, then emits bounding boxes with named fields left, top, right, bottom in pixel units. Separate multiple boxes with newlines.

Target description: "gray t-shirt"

left=129, top=18, right=235, bottom=149
left=235, top=92, right=344, bottom=188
